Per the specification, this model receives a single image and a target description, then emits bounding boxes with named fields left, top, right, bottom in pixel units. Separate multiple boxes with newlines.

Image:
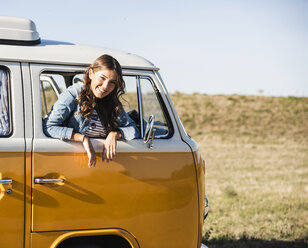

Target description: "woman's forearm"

left=73, top=132, right=96, bottom=167
left=71, top=132, right=86, bottom=143
left=109, top=131, right=122, bottom=140
left=71, top=132, right=121, bottom=142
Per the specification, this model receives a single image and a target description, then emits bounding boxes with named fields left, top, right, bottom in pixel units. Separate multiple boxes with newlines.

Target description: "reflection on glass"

left=0, top=69, right=10, bottom=136
left=140, top=78, right=169, bottom=137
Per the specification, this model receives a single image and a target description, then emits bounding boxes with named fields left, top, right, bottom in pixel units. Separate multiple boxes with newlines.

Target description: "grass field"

left=170, top=93, right=308, bottom=248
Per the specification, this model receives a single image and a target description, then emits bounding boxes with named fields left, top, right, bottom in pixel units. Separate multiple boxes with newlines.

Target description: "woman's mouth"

left=97, top=87, right=106, bottom=94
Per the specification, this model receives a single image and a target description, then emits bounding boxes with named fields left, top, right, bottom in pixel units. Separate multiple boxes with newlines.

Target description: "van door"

left=30, top=64, right=199, bottom=248
left=0, top=62, right=25, bottom=248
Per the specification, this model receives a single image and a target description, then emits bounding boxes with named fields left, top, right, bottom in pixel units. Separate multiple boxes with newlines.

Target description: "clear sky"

left=2, top=0, right=308, bottom=96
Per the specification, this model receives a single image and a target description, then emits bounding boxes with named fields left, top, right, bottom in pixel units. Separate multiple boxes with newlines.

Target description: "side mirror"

left=143, top=115, right=156, bottom=149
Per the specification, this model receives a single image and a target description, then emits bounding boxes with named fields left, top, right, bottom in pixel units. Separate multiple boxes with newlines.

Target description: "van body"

left=0, top=17, right=208, bottom=248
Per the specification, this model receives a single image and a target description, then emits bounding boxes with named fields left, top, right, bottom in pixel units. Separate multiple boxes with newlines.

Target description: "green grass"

left=171, top=93, right=308, bottom=144
left=170, top=93, right=308, bottom=247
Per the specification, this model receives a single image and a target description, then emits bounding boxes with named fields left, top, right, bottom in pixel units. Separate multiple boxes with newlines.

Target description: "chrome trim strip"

left=34, top=178, right=65, bottom=184
left=0, top=179, right=12, bottom=184
left=137, top=76, right=144, bottom=138
left=40, top=80, right=48, bottom=116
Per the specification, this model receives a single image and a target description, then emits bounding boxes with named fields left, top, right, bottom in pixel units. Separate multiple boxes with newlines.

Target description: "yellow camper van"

left=0, top=17, right=208, bottom=248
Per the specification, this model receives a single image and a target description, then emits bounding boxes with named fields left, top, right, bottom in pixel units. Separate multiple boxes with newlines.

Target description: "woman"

left=43, top=54, right=140, bottom=167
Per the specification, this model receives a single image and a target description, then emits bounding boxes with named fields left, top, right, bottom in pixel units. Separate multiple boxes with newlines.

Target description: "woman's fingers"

left=87, top=151, right=96, bottom=167
left=103, top=144, right=116, bottom=162
left=99, top=132, right=119, bottom=164
left=103, top=132, right=117, bottom=162
left=83, top=136, right=96, bottom=168
left=107, top=145, right=112, bottom=161
left=111, top=142, right=116, bottom=158
left=102, top=145, right=110, bottom=163
left=108, top=142, right=116, bottom=161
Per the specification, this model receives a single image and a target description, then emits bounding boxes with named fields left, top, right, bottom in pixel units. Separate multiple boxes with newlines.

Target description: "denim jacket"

left=43, top=82, right=140, bottom=141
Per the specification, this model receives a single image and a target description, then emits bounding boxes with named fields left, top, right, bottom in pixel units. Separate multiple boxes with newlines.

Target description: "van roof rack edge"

left=0, top=38, right=41, bottom=46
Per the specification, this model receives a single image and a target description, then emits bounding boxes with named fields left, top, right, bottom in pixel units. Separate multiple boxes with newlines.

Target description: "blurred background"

left=3, top=0, right=307, bottom=247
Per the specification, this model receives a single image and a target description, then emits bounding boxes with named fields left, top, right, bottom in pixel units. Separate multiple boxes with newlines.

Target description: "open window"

left=40, top=72, right=78, bottom=118
left=40, top=71, right=172, bottom=139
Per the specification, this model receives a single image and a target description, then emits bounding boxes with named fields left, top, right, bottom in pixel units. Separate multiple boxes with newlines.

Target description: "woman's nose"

left=102, top=81, right=111, bottom=91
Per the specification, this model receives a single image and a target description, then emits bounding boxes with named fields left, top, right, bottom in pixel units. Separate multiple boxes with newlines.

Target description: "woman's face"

left=89, top=68, right=117, bottom=99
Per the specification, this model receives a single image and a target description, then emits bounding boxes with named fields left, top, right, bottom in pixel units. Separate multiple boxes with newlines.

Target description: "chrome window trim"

left=136, top=76, right=144, bottom=138
left=139, top=75, right=171, bottom=139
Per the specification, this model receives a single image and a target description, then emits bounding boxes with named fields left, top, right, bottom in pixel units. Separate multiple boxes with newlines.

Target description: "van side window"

left=120, top=76, right=171, bottom=138
left=0, top=68, right=11, bottom=136
left=140, top=77, right=170, bottom=138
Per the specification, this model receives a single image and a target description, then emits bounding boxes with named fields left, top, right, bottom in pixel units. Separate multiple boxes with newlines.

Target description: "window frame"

left=122, top=74, right=174, bottom=140
left=138, top=75, right=174, bottom=139
left=35, top=66, right=174, bottom=141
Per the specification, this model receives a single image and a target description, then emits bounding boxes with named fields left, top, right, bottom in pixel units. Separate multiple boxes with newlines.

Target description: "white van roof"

left=0, top=17, right=157, bottom=70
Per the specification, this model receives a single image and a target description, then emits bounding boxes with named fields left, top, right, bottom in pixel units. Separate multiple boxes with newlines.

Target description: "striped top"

left=85, top=109, right=107, bottom=138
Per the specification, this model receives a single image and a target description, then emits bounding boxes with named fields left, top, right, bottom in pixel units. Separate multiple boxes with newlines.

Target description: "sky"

left=2, top=0, right=308, bottom=96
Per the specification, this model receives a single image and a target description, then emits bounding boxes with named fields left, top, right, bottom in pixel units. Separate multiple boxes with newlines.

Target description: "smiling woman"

left=89, top=67, right=117, bottom=98
left=43, top=54, right=140, bottom=167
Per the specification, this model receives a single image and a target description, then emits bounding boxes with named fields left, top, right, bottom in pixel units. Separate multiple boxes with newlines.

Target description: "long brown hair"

left=77, top=54, right=125, bottom=132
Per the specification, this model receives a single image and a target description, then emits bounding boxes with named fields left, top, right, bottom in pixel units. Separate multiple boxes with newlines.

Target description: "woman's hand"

left=103, top=131, right=121, bottom=162
left=82, top=136, right=96, bottom=167
left=72, top=132, right=96, bottom=168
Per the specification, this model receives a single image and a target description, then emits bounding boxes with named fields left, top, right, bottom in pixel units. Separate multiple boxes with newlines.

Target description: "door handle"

left=34, top=178, right=65, bottom=184
left=0, top=179, right=12, bottom=185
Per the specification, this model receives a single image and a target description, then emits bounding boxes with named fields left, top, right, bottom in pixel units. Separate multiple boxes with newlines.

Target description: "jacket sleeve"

left=117, top=109, right=140, bottom=141
left=43, top=88, right=78, bottom=141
